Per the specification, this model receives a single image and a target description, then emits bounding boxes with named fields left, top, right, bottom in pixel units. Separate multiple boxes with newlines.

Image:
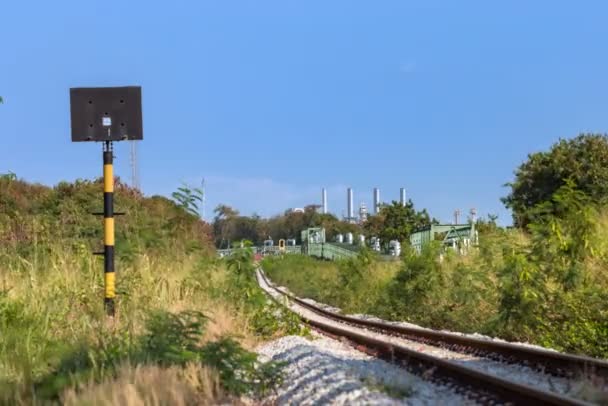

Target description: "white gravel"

left=257, top=270, right=581, bottom=399
left=257, top=335, right=469, bottom=405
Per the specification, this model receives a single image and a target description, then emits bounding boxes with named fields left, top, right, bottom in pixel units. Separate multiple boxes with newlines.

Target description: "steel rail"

left=259, top=271, right=608, bottom=378
left=258, top=270, right=598, bottom=406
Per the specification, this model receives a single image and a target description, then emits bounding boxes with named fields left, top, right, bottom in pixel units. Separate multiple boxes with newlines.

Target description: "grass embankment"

left=264, top=185, right=608, bottom=359
left=0, top=176, right=299, bottom=404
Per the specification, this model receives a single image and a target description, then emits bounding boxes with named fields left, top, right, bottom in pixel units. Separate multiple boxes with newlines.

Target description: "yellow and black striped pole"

left=103, top=141, right=116, bottom=316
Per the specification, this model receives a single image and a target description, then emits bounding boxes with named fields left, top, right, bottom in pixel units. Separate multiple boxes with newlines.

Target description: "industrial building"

left=410, top=223, right=478, bottom=254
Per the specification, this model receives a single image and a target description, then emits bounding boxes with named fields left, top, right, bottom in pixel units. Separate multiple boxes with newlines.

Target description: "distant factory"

left=319, top=186, right=408, bottom=224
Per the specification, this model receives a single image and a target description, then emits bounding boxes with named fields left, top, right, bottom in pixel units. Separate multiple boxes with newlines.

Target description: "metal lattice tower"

left=130, top=140, right=140, bottom=191
left=201, top=178, right=206, bottom=220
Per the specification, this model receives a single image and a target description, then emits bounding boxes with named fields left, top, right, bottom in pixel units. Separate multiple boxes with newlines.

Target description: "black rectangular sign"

left=70, top=86, right=143, bottom=142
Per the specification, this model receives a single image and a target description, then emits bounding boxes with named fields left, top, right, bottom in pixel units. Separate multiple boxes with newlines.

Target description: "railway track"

left=257, top=269, right=607, bottom=405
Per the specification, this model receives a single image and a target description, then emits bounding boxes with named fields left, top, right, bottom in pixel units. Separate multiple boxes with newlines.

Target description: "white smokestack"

left=322, top=188, right=328, bottom=214
left=373, top=188, right=380, bottom=214
left=347, top=188, right=354, bottom=221
left=400, top=188, right=407, bottom=206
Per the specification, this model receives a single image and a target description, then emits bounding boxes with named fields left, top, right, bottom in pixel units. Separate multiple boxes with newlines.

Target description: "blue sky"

left=1, top=1, right=607, bottom=225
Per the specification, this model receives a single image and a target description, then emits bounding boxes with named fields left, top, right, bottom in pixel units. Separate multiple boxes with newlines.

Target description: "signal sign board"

left=70, top=86, right=143, bottom=142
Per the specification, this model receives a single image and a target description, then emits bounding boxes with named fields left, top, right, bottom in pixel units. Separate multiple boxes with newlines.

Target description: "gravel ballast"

left=257, top=335, right=468, bottom=405
left=257, top=270, right=584, bottom=400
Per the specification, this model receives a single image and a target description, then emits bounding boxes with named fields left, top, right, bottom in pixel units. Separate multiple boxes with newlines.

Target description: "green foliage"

left=201, top=337, right=284, bottom=397
left=262, top=255, right=341, bottom=303
left=34, top=311, right=283, bottom=400
left=0, top=178, right=292, bottom=402
left=223, top=247, right=308, bottom=338
left=263, top=254, right=397, bottom=316
left=503, top=133, right=608, bottom=227
left=386, top=243, right=446, bottom=317
left=142, top=310, right=209, bottom=365
left=495, top=251, right=546, bottom=339
left=334, top=248, right=377, bottom=309
left=528, top=180, right=598, bottom=290
left=212, top=198, right=435, bottom=249
left=172, top=183, right=204, bottom=217
left=474, top=213, right=499, bottom=234
left=364, top=200, right=433, bottom=244
left=0, top=177, right=214, bottom=269
left=212, top=204, right=363, bottom=247
left=264, top=135, right=608, bottom=359
left=265, top=205, right=608, bottom=358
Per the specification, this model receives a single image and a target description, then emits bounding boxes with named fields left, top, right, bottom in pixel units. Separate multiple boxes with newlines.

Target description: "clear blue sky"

left=2, top=1, right=607, bottom=225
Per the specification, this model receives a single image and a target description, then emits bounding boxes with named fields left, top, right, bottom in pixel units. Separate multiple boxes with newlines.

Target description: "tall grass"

left=0, top=177, right=288, bottom=404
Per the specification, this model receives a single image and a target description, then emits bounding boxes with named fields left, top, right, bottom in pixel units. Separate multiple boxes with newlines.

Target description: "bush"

left=34, top=310, right=283, bottom=401
left=0, top=178, right=287, bottom=403
left=264, top=200, right=608, bottom=358
left=224, top=247, right=307, bottom=338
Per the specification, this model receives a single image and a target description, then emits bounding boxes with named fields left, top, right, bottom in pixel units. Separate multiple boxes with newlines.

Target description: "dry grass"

left=0, top=242, right=263, bottom=404
left=0, top=178, right=282, bottom=404
left=62, top=363, right=225, bottom=406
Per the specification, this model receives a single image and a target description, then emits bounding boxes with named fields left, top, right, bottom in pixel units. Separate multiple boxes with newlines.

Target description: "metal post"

left=103, top=141, right=116, bottom=316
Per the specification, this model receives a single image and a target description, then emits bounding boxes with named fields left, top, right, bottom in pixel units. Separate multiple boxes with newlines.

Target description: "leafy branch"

left=172, top=183, right=204, bottom=217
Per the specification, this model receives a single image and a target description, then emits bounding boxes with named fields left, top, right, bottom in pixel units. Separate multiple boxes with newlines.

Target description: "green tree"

left=502, top=134, right=608, bottom=227
left=364, top=200, right=432, bottom=243
left=213, top=205, right=240, bottom=248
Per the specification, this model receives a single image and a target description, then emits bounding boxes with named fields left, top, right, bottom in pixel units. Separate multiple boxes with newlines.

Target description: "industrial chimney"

left=400, top=188, right=407, bottom=206
left=347, top=188, right=354, bottom=222
left=373, top=188, right=380, bottom=214
left=322, top=188, right=328, bottom=214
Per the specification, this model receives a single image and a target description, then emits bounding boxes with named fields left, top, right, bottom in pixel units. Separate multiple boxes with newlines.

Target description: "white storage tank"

left=359, top=234, right=366, bottom=245
left=336, top=234, right=344, bottom=243
left=371, top=237, right=381, bottom=252
left=389, top=240, right=401, bottom=256
left=346, top=232, right=353, bottom=245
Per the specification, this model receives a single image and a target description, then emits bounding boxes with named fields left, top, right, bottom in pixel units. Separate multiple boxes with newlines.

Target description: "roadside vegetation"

left=0, top=175, right=300, bottom=404
left=265, top=134, right=608, bottom=359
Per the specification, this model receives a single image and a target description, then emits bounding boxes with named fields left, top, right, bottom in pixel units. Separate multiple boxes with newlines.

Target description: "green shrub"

left=0, top=178, right=289, bottom=402
left=224, top=248, right=308, bottom=338
left=264, top=200, right=608, bottom=358
left=33, top=310, right=283, bottom=401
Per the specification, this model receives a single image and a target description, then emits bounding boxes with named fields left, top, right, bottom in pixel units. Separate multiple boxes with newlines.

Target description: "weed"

left=0, top=178, right=285, bottom=403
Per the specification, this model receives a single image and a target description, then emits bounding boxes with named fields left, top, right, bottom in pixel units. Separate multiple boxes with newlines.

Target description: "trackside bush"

left=264, top=187, right=608, bottom=358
